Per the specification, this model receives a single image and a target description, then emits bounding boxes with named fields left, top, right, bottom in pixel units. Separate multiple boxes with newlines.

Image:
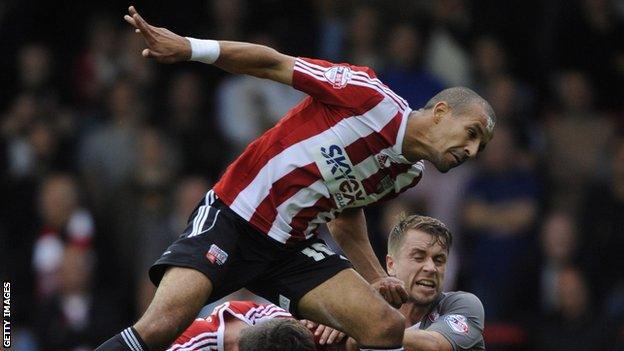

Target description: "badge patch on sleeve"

left=445, top=314, right=469, bottom=334
left=324, top=66, right=352, bottom=89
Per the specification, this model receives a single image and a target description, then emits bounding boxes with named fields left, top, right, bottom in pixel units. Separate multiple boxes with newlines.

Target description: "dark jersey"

left=410, top=291, right=485, bottom=351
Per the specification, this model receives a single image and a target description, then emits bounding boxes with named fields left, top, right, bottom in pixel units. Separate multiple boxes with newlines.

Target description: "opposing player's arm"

left=403, top=329, right=453, bottom=351
left=124, top=6, right=294, bottom=85
left=327, top=208, right=408, bottom=307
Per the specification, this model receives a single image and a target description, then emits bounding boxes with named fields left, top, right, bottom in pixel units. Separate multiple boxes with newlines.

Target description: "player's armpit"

left=403, top=329, right=452, bottom=351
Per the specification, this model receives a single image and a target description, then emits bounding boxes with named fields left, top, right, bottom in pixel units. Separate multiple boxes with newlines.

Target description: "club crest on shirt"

left=445, top=314, right=469, bottom=334
left=206, top=244, right=228, bottom=265
left=324, top=65, right=352, bottom=89
left=428, top=312, right=440, bottom=322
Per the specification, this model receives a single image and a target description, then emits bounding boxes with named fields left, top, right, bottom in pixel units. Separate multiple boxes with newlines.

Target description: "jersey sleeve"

left=227, top=301, right=292, bottom=325
left=426, top=292, right=485, bottom=351
left=169, top=318, right=218, bottom=350
left=292, top=57, right=386, bottom=109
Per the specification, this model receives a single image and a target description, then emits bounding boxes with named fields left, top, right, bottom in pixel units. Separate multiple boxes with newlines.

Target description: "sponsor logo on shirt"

left=324, top=66, right=352, bottom=89
left=206, top=244, right=228, bottom=265
left=319, top=145, right=365, bottom=208
left=445, top=314, right=469, bottom=334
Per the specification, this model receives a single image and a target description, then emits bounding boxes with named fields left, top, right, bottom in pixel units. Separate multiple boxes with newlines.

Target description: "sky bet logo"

left=320, top=145, right=365, bottom=208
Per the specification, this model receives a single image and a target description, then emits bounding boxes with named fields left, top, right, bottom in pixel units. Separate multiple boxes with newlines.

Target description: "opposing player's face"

left=387, top=229, right=447, bottom=305
left=430, top=105, right=492, bottom=173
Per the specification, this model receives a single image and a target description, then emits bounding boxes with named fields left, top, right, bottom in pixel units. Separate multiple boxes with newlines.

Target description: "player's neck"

left=224, top=317, right=248, bottom=351
left=400, top=300, right=431, bottom=327
left=401, top=110, right=436, bottom=163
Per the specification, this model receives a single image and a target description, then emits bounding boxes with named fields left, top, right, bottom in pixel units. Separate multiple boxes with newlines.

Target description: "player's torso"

left=411, top=293, right=486, bottom=351
left=214, top=96, right=423, bottom=243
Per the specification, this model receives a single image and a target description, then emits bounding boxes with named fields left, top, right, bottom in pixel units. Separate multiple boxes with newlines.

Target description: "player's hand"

left=123, top=5, right=191, bottom=63
left=345, top=337, right=359, bottom=351
left=300, top=320, right=346, bottom=345
left=371, top=276, right=409, bottom=308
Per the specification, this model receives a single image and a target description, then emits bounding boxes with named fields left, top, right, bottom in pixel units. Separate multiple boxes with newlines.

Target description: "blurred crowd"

left=1, top=0, right=624, bottom=350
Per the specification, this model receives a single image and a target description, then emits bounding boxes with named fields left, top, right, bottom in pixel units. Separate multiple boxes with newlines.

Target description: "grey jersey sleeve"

left=426, top=292, right=485, bottom=351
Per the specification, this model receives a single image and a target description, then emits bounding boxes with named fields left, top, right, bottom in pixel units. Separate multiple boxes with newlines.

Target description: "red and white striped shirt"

left=168, top=301, right=292, bottom=351
left=214, top=57, right=424, bottom=244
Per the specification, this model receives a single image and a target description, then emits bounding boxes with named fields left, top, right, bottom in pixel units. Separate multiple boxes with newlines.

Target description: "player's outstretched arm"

left=124, top=5, right=295, bottom=85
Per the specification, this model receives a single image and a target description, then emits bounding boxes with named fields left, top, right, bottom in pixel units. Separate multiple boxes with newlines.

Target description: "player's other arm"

left=123, top=6, right=294, bottom=85
left=327, top=208, right=408, bottom=308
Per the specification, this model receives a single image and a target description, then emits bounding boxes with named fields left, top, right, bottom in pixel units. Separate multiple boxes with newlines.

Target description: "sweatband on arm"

left=186, top=37, right=220, bottom=64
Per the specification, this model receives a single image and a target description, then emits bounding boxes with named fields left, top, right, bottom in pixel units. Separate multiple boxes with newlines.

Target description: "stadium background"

left=1, top=0, right=623, bottom=350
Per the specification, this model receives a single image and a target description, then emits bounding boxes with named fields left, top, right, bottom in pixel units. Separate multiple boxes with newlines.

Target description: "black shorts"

left=149, top=190, right=352, bottom=317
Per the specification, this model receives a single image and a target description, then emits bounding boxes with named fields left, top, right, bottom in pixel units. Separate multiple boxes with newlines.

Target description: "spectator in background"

left=17, top=43, right=58, bottom=106
left=34, top=246, right=122, bottom=351
left=209, top=0, right=246, bottom=40
left=32, top=174, right=94, bottom=300
left=78, top=78, right=146, bottom=211
left=462, top=125, right=539, bottom=320
left=533, top=267, right=612, bottom=351
left=344, top=4, right=384, bottom=69
left=483, top=75, right=537, bottom=155
left=380, top=23, right=445, bottom=108
left=313, top=0, right=348, bottom=62
left=556, top=0, right=624, bottom=109
left=164, top=70, right=229, bottom=178
left=582, top=136, right=624, bottom=318
left=216, top=34, right=304, bottom=155
left=117, top=29, right=155, bottom=89
left=2, top=93, right=44, bottom=179
left=543, top=70, right=613, bottom=212
left=510, top=211, right=580, bottom=318
left=424, top=0, right=473, bottom=87
left=470, top=36, right=508, bottom=93
left=106, top=127, right=180, bottom=316
left=72, top=15, right=119, bottom=109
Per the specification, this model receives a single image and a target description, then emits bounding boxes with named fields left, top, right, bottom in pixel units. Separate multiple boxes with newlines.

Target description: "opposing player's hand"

left=123, top=5, right=191, bottom=63
left=300, top=320, right=346, bottom=345
left=371, top=276, right=409, bottom=308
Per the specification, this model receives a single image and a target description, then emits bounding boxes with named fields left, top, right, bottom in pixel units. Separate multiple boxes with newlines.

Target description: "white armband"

left=186, top=37, right=220, bottom=64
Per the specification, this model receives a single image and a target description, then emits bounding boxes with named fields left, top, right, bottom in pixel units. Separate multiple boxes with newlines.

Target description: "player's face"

left=429, top=105, right=492, bottom=173
left=387, top=230, right=447, bottom=305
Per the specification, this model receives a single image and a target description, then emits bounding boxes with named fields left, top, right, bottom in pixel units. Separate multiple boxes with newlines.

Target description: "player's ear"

left=386, top=255, right=396, bottom=276
left=433, top=101, right=449, bottom=124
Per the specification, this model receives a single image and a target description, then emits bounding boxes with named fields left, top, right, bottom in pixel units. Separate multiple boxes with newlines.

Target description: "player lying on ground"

left=96, top=6, right=495, bottom=351
left=168, top=300, right=344, bottom=351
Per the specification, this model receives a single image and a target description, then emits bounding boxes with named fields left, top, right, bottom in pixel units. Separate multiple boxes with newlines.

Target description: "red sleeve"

left=293, top=57, right=384, bottom=109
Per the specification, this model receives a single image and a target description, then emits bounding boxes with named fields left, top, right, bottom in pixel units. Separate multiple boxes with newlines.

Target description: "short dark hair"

left=387, top=214, right=453, bottom=255
left=238, top=319, right=316, bottom=351
left=424, top=87, right=496, bottom=132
